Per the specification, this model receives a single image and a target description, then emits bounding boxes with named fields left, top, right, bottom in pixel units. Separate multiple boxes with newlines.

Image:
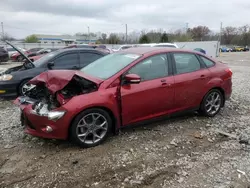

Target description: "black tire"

left=17, top=56, right=23, bottom=62
left=199, top=89, right=223, bottom=117
left=18, top=79, right=31, bottom=96
left=70, top=108, right=112, bottom=148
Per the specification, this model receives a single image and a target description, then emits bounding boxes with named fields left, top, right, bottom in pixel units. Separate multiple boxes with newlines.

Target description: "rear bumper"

left=0, top=81, right=19, bottom=97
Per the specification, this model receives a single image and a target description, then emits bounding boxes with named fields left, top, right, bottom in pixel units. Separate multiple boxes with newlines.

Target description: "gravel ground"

left=0, top=53, right=250, bottom=188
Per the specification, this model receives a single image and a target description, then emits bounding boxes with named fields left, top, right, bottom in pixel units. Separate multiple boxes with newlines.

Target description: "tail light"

left=222, top=68, right=233, bottom=80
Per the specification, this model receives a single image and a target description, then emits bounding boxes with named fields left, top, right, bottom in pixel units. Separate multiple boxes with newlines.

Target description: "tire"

left=199, top=89, right=223, bottom=117
left=70, top=108, right=112, bottom=148
left=18, top=79, right=31, bottom=96
left=17, top=56, right=23, bottom=62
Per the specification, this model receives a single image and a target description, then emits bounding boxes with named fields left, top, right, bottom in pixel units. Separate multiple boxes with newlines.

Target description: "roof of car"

left=120, top=47, right=199, bottom=55
left=56, top=48, right=109, bottom=54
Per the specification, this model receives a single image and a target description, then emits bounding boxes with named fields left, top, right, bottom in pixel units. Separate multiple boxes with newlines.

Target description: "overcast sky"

left=1, top=0, right=250, bottom=38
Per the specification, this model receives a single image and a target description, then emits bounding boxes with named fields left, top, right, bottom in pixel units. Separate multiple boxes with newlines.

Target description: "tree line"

left=98, top=25, right=250, bottom=46
left=1, top=25, right=250, bottom=46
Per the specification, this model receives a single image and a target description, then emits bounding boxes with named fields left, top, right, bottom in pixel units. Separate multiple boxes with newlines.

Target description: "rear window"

left=200, top=56, right=215, bottom=68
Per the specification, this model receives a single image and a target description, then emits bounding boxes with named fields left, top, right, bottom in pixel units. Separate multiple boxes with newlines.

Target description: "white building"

left=35, top=34, right=98, bottom=44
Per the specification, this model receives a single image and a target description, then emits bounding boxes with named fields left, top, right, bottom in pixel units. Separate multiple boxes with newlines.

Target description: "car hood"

left=29, top=70, right=104, bottom=94
left=6, top=41, right=34, bottom=66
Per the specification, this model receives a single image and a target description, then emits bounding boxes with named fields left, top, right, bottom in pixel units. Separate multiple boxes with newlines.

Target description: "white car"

left=136, top=43, right=179, bottom=48
left=112, top=45, right=134, bottom=52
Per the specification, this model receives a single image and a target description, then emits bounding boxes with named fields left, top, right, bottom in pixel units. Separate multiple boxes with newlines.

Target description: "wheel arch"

left=17, top=78, right=33, bottom=95
left=202, top=87, right=226, bottom=107
left=67, top=106, right=118, bottom=139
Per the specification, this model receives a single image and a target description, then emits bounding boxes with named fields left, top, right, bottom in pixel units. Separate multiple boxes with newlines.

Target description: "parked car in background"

left=0, top=47, right=9, bottom=63
left=14, top=47, right=232, bottom=148
left=194, top=48, right=206, bottom=54
left=10, top=47, right=43, bottom=62
left=136, top=43, right=178, bottom=48
left=243, top=46, right=249, bottom=51
left=220, top=46, right=232, bottom=52
left=112, top=45, right=133, bottom=52
left=234, top=46, right=245, bottom=52
left=27, top=48, right=59, bottom=58
left=0, top=42, right=108, bottom=97
left=7, top=47, right=27, bottom=58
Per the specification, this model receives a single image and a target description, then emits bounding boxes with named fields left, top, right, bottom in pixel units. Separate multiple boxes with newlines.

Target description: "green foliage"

left=25, top=35, right=39, bottom=43
left=139, top=35, right=150, bottom=43
left=108, top=34, right=119, bottom=44
left=160, top=33, right=169, bottom=42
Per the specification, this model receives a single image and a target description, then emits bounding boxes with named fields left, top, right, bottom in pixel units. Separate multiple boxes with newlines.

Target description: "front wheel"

left=18, top=79, right=33, bottom=96
left=70, top=108, right=112, bottom=148
left=199, top=89, right=223, bottom=117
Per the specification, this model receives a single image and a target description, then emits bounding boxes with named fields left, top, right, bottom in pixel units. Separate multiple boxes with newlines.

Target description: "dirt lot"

left=0, top=53, right=250, bottom=188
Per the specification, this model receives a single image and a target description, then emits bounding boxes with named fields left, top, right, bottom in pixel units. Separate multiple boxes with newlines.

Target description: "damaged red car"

left=14, top=47, right=232, bottom=148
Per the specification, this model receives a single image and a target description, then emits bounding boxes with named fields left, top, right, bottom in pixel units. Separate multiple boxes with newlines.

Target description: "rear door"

left=171, top=52, right=211, bottom=109
left=52, top=52, right=80, bottom=70
left=121, top=53, right=175, bottom=125
left=79, top=52, right=104, bottom=68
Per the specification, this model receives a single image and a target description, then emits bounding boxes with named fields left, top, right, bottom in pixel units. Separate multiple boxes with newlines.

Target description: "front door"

left=120, top=54, right=175, bottom=125
left=52, top=52, right=80, bottom=70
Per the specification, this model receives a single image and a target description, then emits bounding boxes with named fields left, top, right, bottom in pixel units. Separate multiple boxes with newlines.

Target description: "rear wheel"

left=70, top=108, right=112, bottom=148
left=199, top=89, right=223, bottom=117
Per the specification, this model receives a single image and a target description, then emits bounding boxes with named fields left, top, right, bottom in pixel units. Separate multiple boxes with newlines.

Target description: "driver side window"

left=128, top=54, right=169, bottom=81
left=53, top=53, right=79, bottom=69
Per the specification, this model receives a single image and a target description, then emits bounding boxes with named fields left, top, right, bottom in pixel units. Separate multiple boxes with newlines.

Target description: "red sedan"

left=15, top=47, right=232, bottom=148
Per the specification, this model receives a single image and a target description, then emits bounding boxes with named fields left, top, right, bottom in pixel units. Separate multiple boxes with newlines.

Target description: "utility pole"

left=186, top=22, right=189, bottom=34
left=218, top=22, right=223, bottom=56
left=1, top=22, right=4, bottom=40
left=219, top=22, right=223, bottom=44
left=87, top=26, right=90, bottom=44
left=125, top=24, right=127, bottom=44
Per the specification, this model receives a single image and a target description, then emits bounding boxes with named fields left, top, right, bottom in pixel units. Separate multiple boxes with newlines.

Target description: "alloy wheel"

left=205, top=91, right=222, bottom=116
left=21, top=83, right=34, bottom=95
left=76, top=113, right=108, bottom=144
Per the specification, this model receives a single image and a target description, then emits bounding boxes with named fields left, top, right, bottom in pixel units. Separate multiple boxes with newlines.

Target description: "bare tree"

left=222, top=27, right=238, bottom=45
left=190, top=26, right=210, bottom=41
left=0, top=32, right=16, bottom=41
left=238, top=25, right=250, bottom=46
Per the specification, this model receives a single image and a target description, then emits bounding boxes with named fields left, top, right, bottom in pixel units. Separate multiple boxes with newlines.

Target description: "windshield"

left=33, top=50, right=59, bottom=67
left=80, top=53, right=141, bottom=80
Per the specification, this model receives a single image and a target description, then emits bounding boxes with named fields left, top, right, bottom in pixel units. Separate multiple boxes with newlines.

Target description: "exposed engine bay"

left=19, top=75, right=98, bottom=116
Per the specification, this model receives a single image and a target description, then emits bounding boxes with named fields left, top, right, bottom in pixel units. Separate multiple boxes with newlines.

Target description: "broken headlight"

left=48, top=111, right=66, bottom=122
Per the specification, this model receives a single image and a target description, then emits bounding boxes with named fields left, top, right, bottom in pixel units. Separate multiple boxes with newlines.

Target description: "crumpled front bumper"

left=14, top=97, right=71, bottom=140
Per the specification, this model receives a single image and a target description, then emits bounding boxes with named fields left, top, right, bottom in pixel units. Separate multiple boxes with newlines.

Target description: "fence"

left=0, top=41, right=220, bottom=58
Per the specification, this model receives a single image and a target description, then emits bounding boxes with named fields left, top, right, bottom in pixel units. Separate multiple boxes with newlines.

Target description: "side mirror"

left=47, top=62, right=54, bottom=69
left=124, top=74, right=141, bottom=84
